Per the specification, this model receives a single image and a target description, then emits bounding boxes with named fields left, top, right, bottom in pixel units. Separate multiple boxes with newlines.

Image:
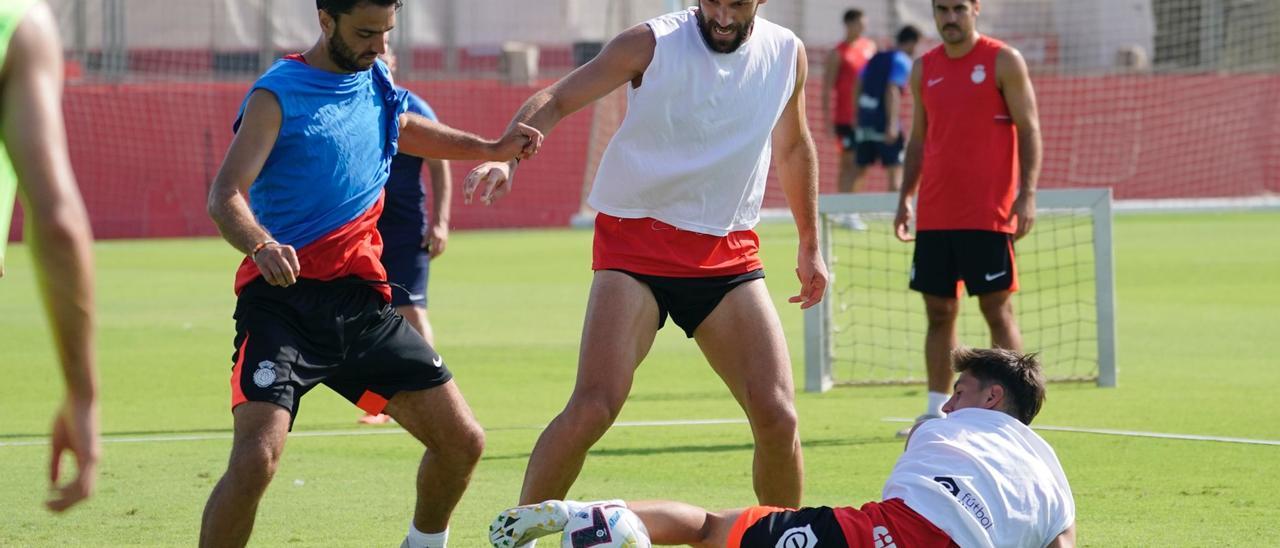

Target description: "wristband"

left=251, top=240, right=278, bottom=259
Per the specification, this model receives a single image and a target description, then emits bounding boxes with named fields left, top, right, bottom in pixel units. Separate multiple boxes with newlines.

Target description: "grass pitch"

left=1, top=212, right=1278, bottom=546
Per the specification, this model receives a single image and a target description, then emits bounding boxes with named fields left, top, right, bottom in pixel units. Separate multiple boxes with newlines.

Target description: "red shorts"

left=727, top=499, right=955, bottom=548
left=592, top=213, right=762, bottom=278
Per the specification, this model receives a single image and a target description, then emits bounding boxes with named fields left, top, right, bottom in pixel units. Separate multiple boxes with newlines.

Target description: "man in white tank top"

left=465, top=0, right=826, bottom=514
left=491, top=349, right=1076, bottom=548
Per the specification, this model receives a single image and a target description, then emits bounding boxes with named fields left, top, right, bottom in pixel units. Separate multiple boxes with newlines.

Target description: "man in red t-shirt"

left=822, top=8, right=876, bottom=216
left=893, top=0, right=1043, bottom=436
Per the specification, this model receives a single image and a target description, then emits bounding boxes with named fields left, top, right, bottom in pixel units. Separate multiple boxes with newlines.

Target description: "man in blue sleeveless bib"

left=200, top=2, right=541, bottom=547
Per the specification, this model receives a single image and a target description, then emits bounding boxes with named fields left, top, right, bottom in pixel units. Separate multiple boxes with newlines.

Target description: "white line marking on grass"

left=883, top=417, right=1280, bottom=446
left=0, top=418, right=749, bottom=448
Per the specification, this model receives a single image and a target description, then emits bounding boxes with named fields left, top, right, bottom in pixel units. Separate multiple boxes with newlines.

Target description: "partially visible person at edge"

left=0, top=0, right=100, bottom=514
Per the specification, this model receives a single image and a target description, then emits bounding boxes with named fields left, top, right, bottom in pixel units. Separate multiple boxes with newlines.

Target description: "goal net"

left=804, top=189, right=1117, bottom=392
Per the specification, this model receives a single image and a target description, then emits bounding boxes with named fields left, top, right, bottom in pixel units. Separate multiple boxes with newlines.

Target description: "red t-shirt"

left=918, top=36, right=1019, bottom=233
left=235, top=195, right=392, bottom=302
left=833, top=38, right=877, bottom=125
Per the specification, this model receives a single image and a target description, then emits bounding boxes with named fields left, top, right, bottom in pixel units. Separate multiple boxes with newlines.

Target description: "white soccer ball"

left=560, top=503, right=651, bottom=548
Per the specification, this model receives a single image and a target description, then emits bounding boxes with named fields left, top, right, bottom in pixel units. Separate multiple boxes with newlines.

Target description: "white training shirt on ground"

left=882, top=408, right=1076, bottom=548
left=587, top=8, right=799, bottom=237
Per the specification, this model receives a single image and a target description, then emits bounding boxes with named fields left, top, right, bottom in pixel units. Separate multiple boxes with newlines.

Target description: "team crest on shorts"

left=253, top=360, right=277, bottom=388
left=776, top=524, right=818, bottom=548
left=971, top=64, right=987, bottom=84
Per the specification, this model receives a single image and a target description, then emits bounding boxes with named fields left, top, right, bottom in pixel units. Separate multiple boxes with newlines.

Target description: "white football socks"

left=405, top=524, right=448, bottom=548
left=927, top=391, right=949, bottom=418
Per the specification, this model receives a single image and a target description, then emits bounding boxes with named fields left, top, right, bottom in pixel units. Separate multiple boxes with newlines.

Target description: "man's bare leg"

left=923, top=294, right=960, bottom=395
left=384, top=380, right=486, bottom=534
left=199, top=402, right=291, bottom=548
left=519, top=271, right=660, bottom=504
left=837, top=149, right=857, bottom=194
left=885, top=164, right=903, bottom=192
left=978, top=290, right=1022, bottom=351
left=694, top=279, right=802, bottom=507
left=395, top=304, right=434, bottom=345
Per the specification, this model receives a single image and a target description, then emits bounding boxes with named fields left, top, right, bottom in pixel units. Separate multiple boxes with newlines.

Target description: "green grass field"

left=2, top=212, right=1278, bottom=546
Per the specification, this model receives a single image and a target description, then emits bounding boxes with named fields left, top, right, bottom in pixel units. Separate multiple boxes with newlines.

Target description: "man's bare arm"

left=460, top=23, right=655, bottom=202
left=508, top=23, right=654, bottom=136
left=426, top=158, right=451, bottom=258
left=997, top=46, right=1042, bottom=239
left=772, top=45, right=827, bottom=310
left=894, top=58, right=927, bottom=241
left=884, top=80, right=903, bottom=142
left=207, top=90, right=281, bottom=256
left=3, top=0, right=95, bottom=390
left=2, top=1, right=99, bottom=512
left=397, top=113, right=539, bottom=161
left=206, top=90, right=300, bottom=287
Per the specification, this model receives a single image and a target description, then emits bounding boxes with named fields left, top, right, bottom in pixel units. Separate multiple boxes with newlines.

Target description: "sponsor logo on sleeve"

left=934, top=476, right=994, bottom=531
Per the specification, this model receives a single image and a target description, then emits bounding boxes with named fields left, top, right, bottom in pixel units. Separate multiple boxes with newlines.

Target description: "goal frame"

left=803, top=188, right=1117, bottom=392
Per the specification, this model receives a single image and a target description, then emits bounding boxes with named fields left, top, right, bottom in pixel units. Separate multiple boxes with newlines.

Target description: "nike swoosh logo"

left=928, top=77, right=945, bottom=87
left=431, top=356, right=443, bottom=368
left=985, top=271, right=1008, bottom=281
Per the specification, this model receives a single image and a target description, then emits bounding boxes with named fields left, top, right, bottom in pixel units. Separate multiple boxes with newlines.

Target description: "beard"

left=696, top=8, right=755, bottom=53
left=940, top=23, right=967, bottom=44
left=328, top=29, right=374, bottom=72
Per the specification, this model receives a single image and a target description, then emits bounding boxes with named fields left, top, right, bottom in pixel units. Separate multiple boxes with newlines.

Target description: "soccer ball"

left=560, top=503, right=651, bottom=548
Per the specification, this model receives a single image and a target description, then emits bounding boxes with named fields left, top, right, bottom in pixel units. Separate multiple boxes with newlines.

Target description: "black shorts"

left=612, top=269, right=765, bottom=338
left=834, top=124, right=856, bottom=152
left=854, top=133, right=905, bottom=167
left=229, top=277, right=452, bottom=427
left=381, top=241, right=430, bottom=308
left=729, top=500, right=953, bottom=548
left=910, top=230, right=1018, bottom=298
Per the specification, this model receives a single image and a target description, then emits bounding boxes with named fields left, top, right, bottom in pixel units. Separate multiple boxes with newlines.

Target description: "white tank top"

left=587, top=9, right=800, bottom=236
left=883, top=408, right=1075, bottom=548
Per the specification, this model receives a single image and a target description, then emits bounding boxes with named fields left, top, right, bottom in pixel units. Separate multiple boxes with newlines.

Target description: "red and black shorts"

left=592, top=213, right=766, bottom=338
left=228, top=277, right=452, bottom=427
left=727, top=499, right=954, bottom=548
left=909, top=230, right=1019, bottom=298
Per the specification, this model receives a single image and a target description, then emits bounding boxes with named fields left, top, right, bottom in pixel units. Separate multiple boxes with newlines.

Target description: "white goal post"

left=804, top=188, right=1117, bottom=392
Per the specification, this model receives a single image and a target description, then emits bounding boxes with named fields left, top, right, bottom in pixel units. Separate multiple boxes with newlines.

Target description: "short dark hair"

left=896, top=25, right=922, bottom=45
left=843, top=9, right=863, bottom=24
left=953, top=348, right=1046, bottom=425
left=316, top=0, right=402, bottom=20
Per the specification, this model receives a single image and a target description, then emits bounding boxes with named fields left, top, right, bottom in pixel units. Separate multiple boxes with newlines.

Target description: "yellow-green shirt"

left=0, top=0, right=41, bottom=269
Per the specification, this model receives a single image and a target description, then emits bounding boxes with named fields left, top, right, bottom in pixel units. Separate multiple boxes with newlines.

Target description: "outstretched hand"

left=463, top=161, right=517, bottom=206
